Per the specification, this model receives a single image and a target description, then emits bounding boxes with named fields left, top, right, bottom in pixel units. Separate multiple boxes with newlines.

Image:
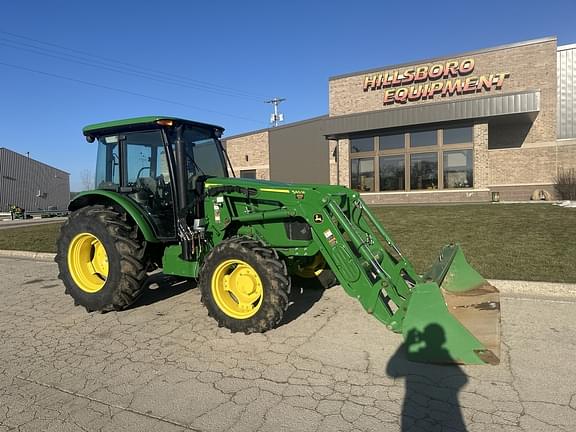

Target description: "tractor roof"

left=82, top=116, right=225, bottom=137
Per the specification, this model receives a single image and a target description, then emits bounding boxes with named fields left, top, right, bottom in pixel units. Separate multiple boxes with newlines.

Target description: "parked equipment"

left=56, top=117, right=500, bottom=365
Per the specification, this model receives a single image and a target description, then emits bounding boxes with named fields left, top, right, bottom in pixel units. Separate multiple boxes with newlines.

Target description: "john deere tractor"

left=56, top=116, right=500, bottom=364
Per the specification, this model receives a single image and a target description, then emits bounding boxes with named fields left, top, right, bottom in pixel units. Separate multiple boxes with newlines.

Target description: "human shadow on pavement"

left=386, top=324, right=468, bottom=432
left=129, top=273, right=196, bottom=309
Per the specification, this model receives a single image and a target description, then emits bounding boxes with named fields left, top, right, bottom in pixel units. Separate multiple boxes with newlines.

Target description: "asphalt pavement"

left=1, top=256, right=575, bottom=432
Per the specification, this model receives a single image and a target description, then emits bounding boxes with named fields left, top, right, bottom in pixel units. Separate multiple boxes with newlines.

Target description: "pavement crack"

left=14, top=375, right=203, bottom=431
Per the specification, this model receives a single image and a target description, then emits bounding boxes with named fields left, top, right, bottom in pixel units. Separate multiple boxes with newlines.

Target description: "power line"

left=0, top=60, right=265, bottom=125
left=0, top=29, right=266, bottom=100
left=0, top=28, right=269, bottom=102
left=0, top=38, right=263, bottom=102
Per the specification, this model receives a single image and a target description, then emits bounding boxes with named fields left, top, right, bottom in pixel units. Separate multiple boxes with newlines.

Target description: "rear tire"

left=55, top=205, right=148, bottom=312
left=199, top=237, right=290, bottom=334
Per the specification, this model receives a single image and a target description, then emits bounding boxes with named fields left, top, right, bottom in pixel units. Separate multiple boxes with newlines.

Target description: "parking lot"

left=1, top=256, right=576, bottom=432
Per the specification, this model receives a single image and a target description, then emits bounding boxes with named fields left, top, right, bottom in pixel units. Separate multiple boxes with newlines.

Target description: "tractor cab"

left=83, top=117, right=228, bottom=239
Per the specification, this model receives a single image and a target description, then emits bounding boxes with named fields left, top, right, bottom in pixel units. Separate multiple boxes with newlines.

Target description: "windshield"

left=168, top=126, right=227, bottom=178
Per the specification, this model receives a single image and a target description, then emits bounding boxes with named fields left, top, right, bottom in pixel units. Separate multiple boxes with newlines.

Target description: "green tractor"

left=56, top=116, right=500, bottom=365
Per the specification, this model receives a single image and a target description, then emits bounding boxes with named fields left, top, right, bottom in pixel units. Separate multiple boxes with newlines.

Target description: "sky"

left=1, top=1, right=575, bottom=191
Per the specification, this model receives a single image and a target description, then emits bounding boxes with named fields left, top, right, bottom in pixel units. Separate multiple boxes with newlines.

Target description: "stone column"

left=337, top=139, right=350, bottom=187
left=473, top=123, right=489, bottom=188
left=328, top=140, right=338, bottom=185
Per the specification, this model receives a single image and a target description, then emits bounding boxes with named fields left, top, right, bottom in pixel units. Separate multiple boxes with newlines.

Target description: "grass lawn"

left=0, top=222, right=63, bottom=253
left=0, top=203, right=574, bottom=283
left=371, top=204, right=576, bottom=283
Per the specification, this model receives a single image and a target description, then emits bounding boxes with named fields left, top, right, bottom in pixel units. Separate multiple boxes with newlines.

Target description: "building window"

left=379, top=133, right=404, bottom=150
left=351, top=158, right=374, bottom=192
left=379, top=156, right=405, bottom=191
left=410, top=153, right=438, bottom=190
left=444, top=126, right=473, bottom=145
left=240, top=169, right=256, bottom=179
left=349, top=124, right=472, bottom=192
left=444, top=150, right=473, bottom=188
left=350, top=136, right=374, bottom=153
left=410, top=130, right=437, bottom=147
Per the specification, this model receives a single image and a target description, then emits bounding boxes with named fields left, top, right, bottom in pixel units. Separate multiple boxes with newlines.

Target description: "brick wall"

left=224, top=131, right=270, bottom=180
left=473, top=123, right=489, bottom=188
left=328, top=140, right=338, bottom=185
left=488, top=146, right=557, bottom=185
left=361, top=190, right=491, bottom=205
left=220, top=39, right=574, bottom=205
left=490, top=185, right=557, bottom=201
left=489, top=138, right=576, bottom=200
left=558, top=140, right=576, bottom=172
left=337, top=139, right=350, bottom=187
left=329, top=39, right=557, bottom=144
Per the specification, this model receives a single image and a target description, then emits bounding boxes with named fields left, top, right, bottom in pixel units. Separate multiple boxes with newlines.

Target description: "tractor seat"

left=137, top=176, right=157, bottom=195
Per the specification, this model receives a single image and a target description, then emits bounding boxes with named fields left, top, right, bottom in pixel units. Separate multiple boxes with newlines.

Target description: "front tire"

left=55, top=205, right=148, bottom=312
left=199, top=237, right=290, bottom=334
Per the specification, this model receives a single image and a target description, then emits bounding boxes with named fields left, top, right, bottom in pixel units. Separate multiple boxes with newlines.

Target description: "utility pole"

left=265, top=97, right=286, bottom=127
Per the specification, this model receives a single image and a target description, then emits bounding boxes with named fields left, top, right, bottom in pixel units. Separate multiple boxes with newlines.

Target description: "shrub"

left=554, top=169, right=576, bottom=200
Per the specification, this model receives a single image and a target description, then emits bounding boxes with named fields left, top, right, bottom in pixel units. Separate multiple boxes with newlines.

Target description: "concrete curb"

left=489, top=279, right=576, bottom=299
left=0, top=249, right=56, bottom=261
left=0, top=217, right=67, bottom=230
left=0, top=250, right=575, bottom=298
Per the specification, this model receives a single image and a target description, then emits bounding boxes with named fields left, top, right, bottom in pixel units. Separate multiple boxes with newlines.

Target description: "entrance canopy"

left=325, top=91, right=540, bottom=139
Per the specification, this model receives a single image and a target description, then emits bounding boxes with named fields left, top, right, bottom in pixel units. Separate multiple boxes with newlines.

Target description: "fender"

left=69, top=190, right=160, bottom=243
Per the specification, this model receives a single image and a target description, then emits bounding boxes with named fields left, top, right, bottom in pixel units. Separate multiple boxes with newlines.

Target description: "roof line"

left=222, top=115, right=328, bottom=141
left=83, top=116, right=224, bottom=135
left=0, top=147, right=70, bottom=175
left=329, top=36, right=558, bottom=81
left=558, top=43, right=576, bottom=51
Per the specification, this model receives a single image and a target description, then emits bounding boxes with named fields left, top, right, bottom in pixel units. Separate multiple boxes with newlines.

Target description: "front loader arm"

left=298, top=191, right=420, bottom=332
left=204, top=181, right=418, bottom=331
left=204, top=179, right=500, bottom=365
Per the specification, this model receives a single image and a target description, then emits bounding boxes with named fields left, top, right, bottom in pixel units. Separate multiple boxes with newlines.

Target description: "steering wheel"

left=136, top=166, right=151, bottom=180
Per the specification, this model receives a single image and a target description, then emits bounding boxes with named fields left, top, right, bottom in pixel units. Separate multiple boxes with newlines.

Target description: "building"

left=0, top=147, right=70, bottom=212
left=224, top=37, right=576, bottom=204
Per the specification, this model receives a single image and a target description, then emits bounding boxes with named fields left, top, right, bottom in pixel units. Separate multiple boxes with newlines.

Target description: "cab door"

left=122, top=130, right=176, bottom=239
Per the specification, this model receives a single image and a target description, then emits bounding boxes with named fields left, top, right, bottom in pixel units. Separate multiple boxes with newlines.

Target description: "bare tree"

left=80, top=169, right=95, bottom=191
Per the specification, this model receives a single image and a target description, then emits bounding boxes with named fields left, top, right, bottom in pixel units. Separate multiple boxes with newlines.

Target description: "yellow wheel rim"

left=67, top=233, right=109, bottom=293
left=211, top=259, right=263, bottom=319
left=295, top=254, right=326, bottom=279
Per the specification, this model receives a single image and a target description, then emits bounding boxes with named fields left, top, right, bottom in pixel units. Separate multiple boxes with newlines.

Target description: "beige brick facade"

left=329, top=38, right=576, bottom=203
left=329, top=39, right=557, bottom=144
left=222, top=38, right=575, bottom=204
left=337, top=139, right=350, bottom=187
left=328, top=140, right=338, bottom=185
left=361, top=190, right=491, bottom=205
left=558, top=140, right=576, bottom=172
left=224, top=131, right=270, bottom=180
left=473, top=123, right=489, bottom=188
left=489, top=139, right=576, bottom=186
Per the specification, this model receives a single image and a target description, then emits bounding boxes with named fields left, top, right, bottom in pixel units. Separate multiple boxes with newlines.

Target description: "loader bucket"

left=402, top=245, right=500, bottom=365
